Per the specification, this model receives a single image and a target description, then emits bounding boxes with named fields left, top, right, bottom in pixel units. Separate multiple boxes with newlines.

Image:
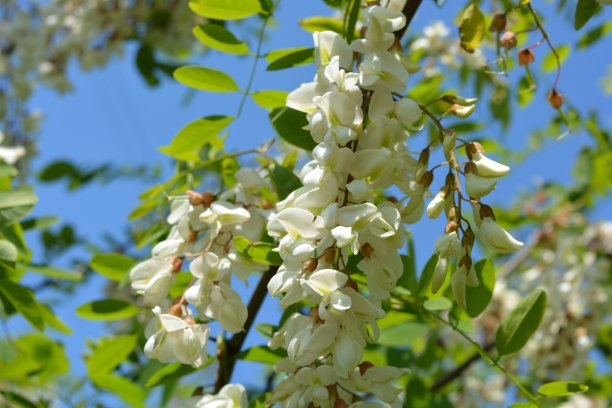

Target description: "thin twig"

left=213, top=265, right=278, bottom=392
left=395, top=0, right=424, bottom=40
left=430, top=342, right=495, bottom=392
left=526, top=4, right=561, bottom=89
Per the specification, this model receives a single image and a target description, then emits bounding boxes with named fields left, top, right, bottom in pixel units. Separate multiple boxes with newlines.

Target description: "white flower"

left=465, top=172, right=497, bottom=198
left=314, top=31, right=352, bottom=69
left=144, top=307, right=209, bottom=366
left=470, top=151, right=510, bottom=178
left=478, top=217, right=524, bottom=253
left=130, top=258, right=174, bottom=306
left=196, top=383, right=248, bottom=408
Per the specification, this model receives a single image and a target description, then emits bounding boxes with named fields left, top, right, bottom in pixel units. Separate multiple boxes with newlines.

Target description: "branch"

left=394, top=0, right=424, bottom=40
left=214, top=265, right=278, bottom=392
left=430, top=342, right=495, bottom=392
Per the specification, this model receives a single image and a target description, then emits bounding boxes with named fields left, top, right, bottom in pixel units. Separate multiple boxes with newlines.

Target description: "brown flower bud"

left=361, top=243, right=374, bottom=258
left=311, top=307, right=323, bottom=324
left=386, top=196, right=399, bottom=204
left=359, top=361, right=374, bottom=375
left=201, top=191, right=215, bottom=207
left=445, top=220, right=458, bottom=234
left=479, top=204, right=496, bottom=220
left=518, top=48, right=535, bottom=66
left=321, top=247, right=336, bottom=263
left=499, top=31, right=517, bottom=49
left=168, top=303, right=183, bottom=317
left=465, top=142, right=484, bottom=159
left=184, top=317, right=196, bottom=325
left=419, top=171, right=434, bottom=187
left=489, top=13, right=507, bottom=33
left=335, top=398, right=349, bottom=408
left=548, top=89, right=564, bottom=109
left=188, top=229, right=199, bottom=243
left=462, top=228, right=475, bottom=247
left=463, top=161, right=478, bottom=175
left=186, top=190, right=204, bottom=206
left=458, top=254, right=473, bottom=270
left=303, top=258, right=318, bottom=272
left=418, top=148, right=430, bottom=166
left=171, top=256, right=183, bottom=273
left=345, top=279, right=359, bottom=292
left=445, top=172, right=456, bottom=187
left=447, top=206, right=457, bottom=221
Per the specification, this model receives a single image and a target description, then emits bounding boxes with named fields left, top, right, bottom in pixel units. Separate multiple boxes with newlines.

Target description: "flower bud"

left=431, top=256, right=448, bottom=294
left=462, top=228, right=475, bottom=247
left=450, top=104, right=476, bottom=119
left=427, top=186, right=450, bottom=219
left=335, top=398, right=349, bottom=408
left=171, top=256, right=183, bottom=273
left=168, top=303, right=183, bottom=317
left=470, top=151, right=510, bottom=178
left=465, top=172, right=498, bottom=198
left=304, top=258, right=318, bottom=272
left=518, top=48, right=535, bottom=66
left=500, top=31, right=517, bottom=49
left=478, top=216, right=524, bottom=254
left=418, top=171, right=434, bottom=187
left=359, top=361, right=375, bottom=375
left=445, top=220, right=458, bottom=234
left=418, top=148, right=430, bottom=166
left=489, top=13, right=507, bottom=33
left=548, top=90, right=564, bottom=109
left=442, top=129, right=456, bottom=159
left=361, top=243, right=374, bottom=258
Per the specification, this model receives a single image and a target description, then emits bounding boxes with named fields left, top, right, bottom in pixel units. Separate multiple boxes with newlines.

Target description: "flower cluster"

left=265, top=5, right=426, bottom=406
left=130, top=167, right=271, bottom=368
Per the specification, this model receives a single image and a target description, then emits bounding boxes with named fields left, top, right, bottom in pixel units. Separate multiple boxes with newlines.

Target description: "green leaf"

left=517, top=76, right=536, bottom=107
left=495, top=289, right=547, bottom=355
left=465, top=259, right=495, bottom=318
left=174, top=66, right=240, bottom=92
left=251, top=90, right=288, bottom=110
left=344, top=0, right=361, bottom=43
left=574, top=0, right=600, bottom=30
left=537, top=381, right=588, bottom=397
left=255, top=323, right=276, bottom=338
left=417, top=254, right=439, bottom=296
left=90, top=253, right=137, bottom=282
left=86, top=335, right=138, bottom=375
left=0, top=279, right=44, bottom=331
left=91, top=373, right=145, bottom=408
left=508, top=403, right=536, bottom=408
left=189, top=0, right=262, bottom=20
left=233, top=236, right=282, bottom=266
left=13, top=333, right=69, bottom=383
left=0, top=240, right=17, bottom=262
left=0, top=189, right=37, bottom=225
left=423, top=297, right=452, bottom=311
left=76, top=299, right=139, bottom=321
left=0, top=163, right=18, bottom=178
left=270, top=165, right=302, bottom=200
left=160, top=115, right=232, bottom=162
left=518, top=0, right=530, bottom=5
left=378, top=321, right=429, bottom=347
left=20, top=216, right=59, bottom=231
left=458, top=4, right=486, bottom=53
left=193, top=24, right=250, bottom=55
left=269, top=107, right=316, bottom=151
left=26, top=264, right=82, bottom=281
left=577, top=22, right=612, bottom=48
left=541, top=44, right=570, bottom=73
left=266, top=47, right=314, bottom=71
left=38, top=303, right=72, bottom=334
left=221, top=156, right=240, bottom=187
left=146, top=360, right=204, bottom=387
left=238, top=346, right=285, bottom=364
left=300, top=16, right=346, bottom=35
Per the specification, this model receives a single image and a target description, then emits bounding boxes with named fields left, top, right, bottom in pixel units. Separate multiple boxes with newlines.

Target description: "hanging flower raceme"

left=129, top=167, right=273, bottom=368
left=265, top=4, right=422, bottom=405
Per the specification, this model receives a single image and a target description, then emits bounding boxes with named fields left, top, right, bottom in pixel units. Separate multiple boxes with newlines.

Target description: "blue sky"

left=10, top=0, right=611, bottom=405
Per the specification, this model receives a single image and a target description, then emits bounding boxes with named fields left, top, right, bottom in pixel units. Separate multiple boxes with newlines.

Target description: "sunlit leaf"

left=90, top=253, right=137, bottom=282
left=266, top=47, right=314, bottom=71
left=86, top=335, right=138, bottom=375
left=0, top=189, right=37, bottom=225
left=537, top=381, right=588, bottom=397
left=458, top=4, right=486, bottom=53
left=251, top=90, right=288, bottom=110
left=0, top=279, right=44, bottom=331
left=193, top=24, right=250, bottom=55
left=423, top=297, right=452, bottom=311
left=300, top=16, right=345, bottom=35
left=238, top=346, right=285, bottom=364
left=26, top=264, right=82, bottom=281
left=541, top=44, right=570, bottom=73
left=0, top=240, right=17, bottom=262
left=188, top=0, right=262, bottom=20
left=378, top=321, right=429, bottom=347
left=174, top=66, right=240, bottom=92
left=160, top=115, right=232, bottom=162
left=76, top=299, right=139, bottom=321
